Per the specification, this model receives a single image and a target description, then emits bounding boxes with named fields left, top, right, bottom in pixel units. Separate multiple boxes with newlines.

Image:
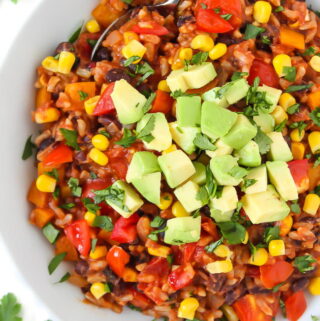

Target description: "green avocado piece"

left=166, top=69, right=189, bottom=92
left=158, top=150, right=195, bottom=188
left=206, top=139, right=233, bottom=158
left=183, top=63, right=217, bottom=89
left=241, top=185, right=290, bottom=224
left=164, top=216, right=201, bottom=245
left=257, top=85, right=282, bottom=113
left=242, top=165, right=267, bottom=194
left=126, top=151, right=160, bottom=183
left=235, top=140, right=261, bottom=167
left=267, top=132, right=293, bottom=162
left=222, top=114, right=257, bottom=150
left=201, top=101, right=237, bottom=140
left=110, top=79, right=146, bottom=124
left=176, top=96, right=201, bottom=127
left=136, top=112, right=172, bottom=152
left=132, top=172, right=161, bottom=205
left=223, top=79, right=250, bottom=105
left=190, top=161, right=206, bottom=185
left=202, top=87, right=229, bottom=108
left=169, top=122, right=200, bottom=155
left=266, top=161, right=298, bottom=201
left=253, top=114, right=275, bottom=133
left=174, top=180, right=203, bottom=212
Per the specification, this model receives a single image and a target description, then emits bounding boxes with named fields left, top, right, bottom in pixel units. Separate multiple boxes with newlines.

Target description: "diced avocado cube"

left=257, top=85, right=282, bottom=113
left=210, top=155, right=244, bottom=186
left=202, top=87, right=229, bottom=108
left=266, top=161, right=298, bottom=201
left=136, top=112, right=172, bottom=152
left=235, top=140, right=261, bottom=167
left=201, top=101, right=237, bottom=140
left=222, top=114, right=257, bottom=150
left=126, top=151, right=160, bottom=183
left=132, top=172, right=161, bottom=205
left=107, top=180, right=143, bottom=218
left=183, top=63, right=217, bottom=89
left=174, top=180, right=203, bottom=212
left=223, top=79, right=250, bottom=105
left=206, top=139, right=233, bottom=158
left=158, top=150, right=196, bottom=188
left=190, top=161, right=206, bottom=185
left=242, top=165, right=267, bottom=194
left=110, top=79, right=146, bottom=124
left=166, top=69, right=189, bottom=92
left=241, top=185, right=290, bottom=224
left=169, top=122, right=200, bottom=155
left=176, top=96, right=201, bottom=127
left=253, top=114, right=275, bottom=133
left=210, top=186, right=238, bottom=223
left=267, top=132, right=293, bottom=162
left=164, top=216, right=201, bottom=245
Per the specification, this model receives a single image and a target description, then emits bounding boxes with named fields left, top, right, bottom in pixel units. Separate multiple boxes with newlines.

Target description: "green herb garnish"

left=290, top=200, right=301, bottom=214
left=244, top=24, right=265, bottom=40
left=274, top=6, right=284, bottom=12
left=285, top=84, right=313, bottom=93
left=283, top=66, right=296, bottom=82
left=142, top=92, right=156, bottom=113
left=205, top=237, right=224, bottom=253
left=254, top=127, right=273, bottom=155
left=274, top=120, right=287, bottom=132
left=60, top=128, right=80, bottom=150
left=67, top=177, right=82, bottom=197
left=287, top=103, right=300, bottom=115
left=43, top=223, right=60, bottom=244
left=48, top=252, right=66, bottom=275
left=193, top=133, right=216, bottom=151
left=22, top=135, right=36, bottom=160
left=92, top=216, right=114, bottom=231
left=241, top=179, right=257, bottom=192
left=82, top=198, right=100, bottom=214
left=310, top=107, right=320, bottom=126
left=231, top=72, right=248, bottom=81
left=0, top=293, right=22, bottom=321
left=218, top=221, right=246, bottom=244
left=293, top=255, right=316, bottom=273
left=151, top=216, right=165, bottom=228
left=68, top=23, right=83, bottom=43
left=115, top=128, right=137, bottom=147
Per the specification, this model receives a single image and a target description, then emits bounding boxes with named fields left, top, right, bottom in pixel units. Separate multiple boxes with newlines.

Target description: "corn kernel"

left=290, top=128, right=305, bottom=142
left=123, top=31, right=139, bottom=45
left=191, top=34, right=214, bottom=52
left=179, top=48, right=193, bottom=61
left=279, top=215, right=293, bottom=236
left=122, top=267, right=138, bottom=282
left=303, top=193, right=320, bottom=215
left=172, top=59, right=184, bottom=70
left=35, top=108, right=60, bottom=124
left=36, top=174, right=57, bottom=193
left=271, top=105, right=288, bottom=125
left=291, top=142, right=305, bottom=160
left=88, top=148, right=108, bottom=166
left=310, top=56, right=320, bottom=73
left=58, top=51, right=76, bottom=74
left=158, top=80, right=171, bottom=92
left=92, top=134, right=109, bottom=151
left=308, top=131, right=320, bottom=154
left=86, top=19, right=100, bottom=33
left=206, top=260, right=233, bottom=274
left=248, top=248, right=268, bottom=266
left=268, top=239, right=285, bottom=256
left=148, top=245, right=171, bottom=258
left=41, top=56, right=59, bottom=72
left=172, top=201, right=189, bottom=217
left=158, top=192, right=173, bottom=210
left=253, top=1, right=272, bottom=24
left=273, top=54, right=292, bottom=77
left=85, top=95, right=100, bottom=115
left=162, top=144, right=177, bottom=155
left=122, top=40, right=146, bottom=64
left=214, top=245, right=231, bottom=258
left=308, top=277, right=320, bottom=295
left=209, top=43, right=227, bottom=60
left=279, top=93, right=296, bottom=111
left=84, top=211, right=96, bottom=225
left=90, top=245, right=107, bottom=259
left=178, top=297, right=199, bottom=320
left=242, top=231, right=249, bottom=244
left=90, top=282, right=109, bottom=299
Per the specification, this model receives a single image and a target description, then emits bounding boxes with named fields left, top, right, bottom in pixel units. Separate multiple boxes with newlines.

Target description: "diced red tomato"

left=108, top=157, right=128, bottom=180
left=110, top=213, right=139, bottom=243
left=196, top=9, right=234, bottom=33
left=75, top=32, right=101, bottom=61
left=82, top=178, right=112, bottom=199
left=106, top=245, right=130, bottom=277
left=131, top=21, right=169, bottom=36
left=248, top=60, right=279, bottom=88
left=201, top=217, right=219, bottom=238
left=93, top=82, right=116, bottom=116
left=168, top=263, right=195, bottom=291
left=285, top=291, right=307, bottom=321
left=127, top=288, right=152, bottom=309
left=42, top=144, right=73, bottom=167
left=65, top=220, right=91, bottom=257
left=288, top=159, right=309, bottom=185
left=150, top=90, right=174, bottom=114
left=260, top=260, right=294, bottom=289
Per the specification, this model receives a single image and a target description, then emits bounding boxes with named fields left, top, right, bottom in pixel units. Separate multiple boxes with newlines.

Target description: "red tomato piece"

left=65, top=220, right=91, bottom=257
left=42, top=143, right=73, bottom=167
left=110, top=213, right=140, bottom=243
left=196, top=9, right=234, bottom=33
left=168, top=263, right=195, bottom=291
left=285, top=291, right=307, bottom=321
left=248, top=59, right=279, bottom=88
left=108, top=157, right=128, bottom=180
left=106, top=245, right=130, bottom=277
left=131, top=21, right=169, bottom=36
left=150, top=90, right=174, bottom=114
left=82, top=178, right=112, bottom=199
left=93, top=82, right=116, bottom=116
left=179, top=243, right=197, bottom=264
left=288, top=159, right=309, bottom=185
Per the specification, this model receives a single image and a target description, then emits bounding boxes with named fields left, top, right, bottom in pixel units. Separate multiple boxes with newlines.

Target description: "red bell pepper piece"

left=42, top=143, right=73, bottom=167
left=131, top=21, right=169, bottom=36
left=196, top=9, right=234, bottom=33
left=150, top=90, right=174, bottom=114
left=65, top=220, right=91, bottom=256
left=248, top=59, right=279, bottom=88
left=288, top=159, right=309, bottom=185
left=168, top=263, right=195, bottom=291
left=106, top=245, right=130, bottom=277
left=93, top=82, right=116, bottom=116
left=285, top=291, right=307, bottom=321
left=110, top=213, right=140, bottom=243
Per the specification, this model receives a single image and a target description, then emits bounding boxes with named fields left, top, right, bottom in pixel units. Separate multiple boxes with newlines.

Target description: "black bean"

left=225, top=283, right=246, bottom=305
left=248, top=286, right=272, bottom=295
left=256, top=41, right=272, bottom=53
left=54, top=42, right=75, bottom=55
left=291, top=277, right=309, bottom=292
left=106, top=68, right=131, bottom=82
left=75, top=151, right=87, bottom=163
left=103, top=267, right=121, bottom=286
left=52, top=92, right=59, bottom=100
left=209, top=273, right=227, bottom=292
left=93, top=47, right=112, bottom=62
left=177, top=15, right=195, bottom=27
left=81, top=285, right=91, bottom=294
left=38, top=137, right=54, bottom=151
left=74, top=260, right=89, bottom=276
left=136, top=83, right=152, bottom=97
left=216, top=34, right=243, bottom=46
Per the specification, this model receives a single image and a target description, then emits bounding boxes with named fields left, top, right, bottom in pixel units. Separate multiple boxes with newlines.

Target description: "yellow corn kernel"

left=172, top=201, right=189, bottom=217
left=158, top=192, right=173, bottom=210
left=242, top=231, right=249, bottom=244
left=253, top=1, right=272, bottom=24
left=271, top=105, right=288, bottom=125
left=41, top=56, right=59, bottom=72
left=122, top=267, right=138, bottom=282
left=310, top=56, right=320, bottom=73
left=85, top=95, right=100, bottom=115
left=148, top=245, right=171, bottom=258
left=191, top=34, right=214, bottom=52
left=279, top=93, right=296, bottom=111
left=290, top=128, right=305, bottom=142
left=273, top=54, right=292, bottom=77
left=58, top=51, right=76, bottom=74
left=162, top=144, right=177, bottom=155
left=268, top=239, right=285, bottom=256
left=36, top=174, right=57, bottom=193
left=35, top=108, right=60, bottom=124
left=90, top=282, right=109, bottom=300
left=248, top=248, right=268, bottom=266
left=88, top=148, right=108, bottom=166
left=178, top=297, right=200, bottom=320
left=209, top=43, right=227, bottom=60
left=86, top=19, right=100, bottom=33
left=303, top=193, right=320, bottom=215
left=308, top=131, right=320, bottom=154
left=122, top=40, right=146, bottom=63
left=123, top=31, right=139, bottom=45
left=289, top=20, right=300, bottom=29
left=279, top=215, right=293, bottom=236
left=158, top=80, right=171, bottom=92
left=206, top=260, right=233, bottom=274
left=90, top=245, right=107, bottom=259
left=308, top=277, right=320, bottom=295
left=291, top=142, right=305, bottom=160
left=214, top=245, right=231, bottom=258
left=84, top=211, right=96, bottom=226
left=179, top=48, right=193, bottom=61
left=92, top=134, right=109, bottom=151
left=172, top=59, right=184, bottom=70
left=221, top=305, right=239, bottom=321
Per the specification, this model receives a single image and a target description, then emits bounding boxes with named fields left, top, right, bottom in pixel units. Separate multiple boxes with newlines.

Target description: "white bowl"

left=0, top=0, right=319, bottom=320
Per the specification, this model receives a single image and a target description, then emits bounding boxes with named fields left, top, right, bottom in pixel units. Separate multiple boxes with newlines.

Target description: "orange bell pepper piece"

left=36, top=87, right=51, bottom=108
left=27, top=181, right=48, bottom=208
left=279, top=27, right=305, bottom=50
left=30, top=208, right=55, bottom=228
left=307, top=91, right=320, bottom=110
left=150, top=90, right=174, bottom=114
left=92, top=4, right=123, bottom=28
left=55, top=235, right=79, bottom=261
left=65, top=82, right=96, bottom=108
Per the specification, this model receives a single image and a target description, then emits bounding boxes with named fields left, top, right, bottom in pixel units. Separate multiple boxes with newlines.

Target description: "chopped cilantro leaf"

left=244, top=24, right=265, bottom=40
left=310, top=107, right=320, bottom=126
left=254, top=127, right=273, bottom=155
left=274, top=120, right=287, bottom=132
left=231, top=71, right=248, bottom=81
left=293, top=255, right=316, bottom=273
left=193, top=133, right=217, bottom=151
left=22, top=135, right=36, bottom=160
left=115, top=128, right=137, bottom=147
left=289, top=121, right=307, bottom=135
left=78, top=90, right=88, bottom=101
left=0, top=293, right=22, bottom=321
left=82, top=198, right=100, bottom=214
left=241, top=179, right=257, bottom=192
left=48, top=252, right=66, bottom=275
left=150, top=216, right=165, bottom=228
left=137, top=115, right=156, bottom=142
left=285, top=84, right=313, bottom=93
left=218, top=221, right=246, bottom=244
left=170, top=90, right=196, bottom=99
left=274, top=6, right=284, bottom=12
left=68, top=23, right=83, bottom=43
left=123, top=56, right=140, bottom=66
left=287, top=103, right=300, bottom=115
left=261, top=36, right=271, bottom=45
left=303, top=47, right=316, bottom=56
left=283, top=66, right=296, bottom=82
left=263, top=226, right=280, bottom=244
left=205, top=237, right=224, bottom=253
left=142, top=92, right=156, bottom=113
left=221, top=13, right=232, bottom=20
left=92, top=215, right=114, bottom=231
left=290, top=200, right=301, bottom=214
left=67, top=177, right=82, bottom=197
left=60, top=128, right=80, bottom=150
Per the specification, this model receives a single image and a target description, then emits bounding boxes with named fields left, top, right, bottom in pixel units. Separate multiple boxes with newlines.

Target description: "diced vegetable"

left=106, top=245, right=130, bottom=277
left=65, top=220, right=91, bottom=256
